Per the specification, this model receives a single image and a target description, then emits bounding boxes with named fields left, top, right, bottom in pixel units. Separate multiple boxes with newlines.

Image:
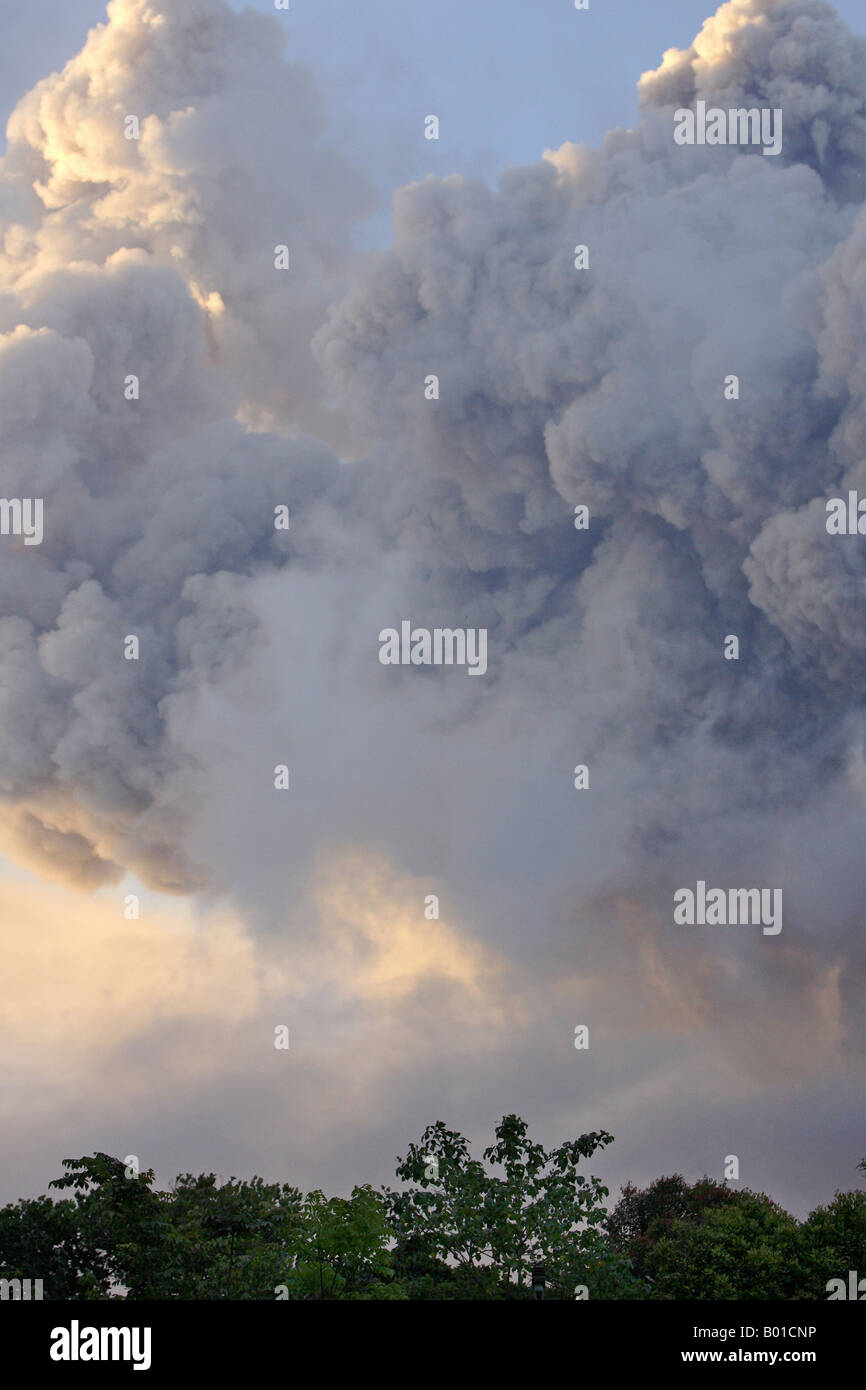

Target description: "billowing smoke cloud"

left=309, top=0, right=866, bottom=1039
left=0, top=0, right=375, bottom=439
left=0, top=0, right=372, bottom=887
left=0, top=245, right=344, bottom=888
left=1, top=0, right=866, bottom=1196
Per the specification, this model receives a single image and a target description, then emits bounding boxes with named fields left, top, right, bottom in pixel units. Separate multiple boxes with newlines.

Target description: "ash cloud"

left=0, top=0, right=865, bottom=1184
left=310, top=0, right=866, bottom=1037
left=1, top=0, right=375, bottom=441
left=0, top=0, right=366, bottom=888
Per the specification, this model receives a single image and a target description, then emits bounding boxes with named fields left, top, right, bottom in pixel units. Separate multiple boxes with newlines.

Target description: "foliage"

left=50, top=1153, right=171, bottom=1298
left=797, top=1189, right=866, bottom=1296
left=384, top=1113, right=620, bottom=1299
left=0, top=1130, right=862, bottom=1300
left=282, top=1186, right=403, bottom=1300
left=646, top=1189, right=804, bottom=1300
left=0, top=1194, right=113, bottom=1300
left=607, top=1173, right=736, bottom=1283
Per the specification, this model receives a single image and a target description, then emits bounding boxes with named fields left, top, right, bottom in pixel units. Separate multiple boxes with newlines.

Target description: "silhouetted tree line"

left=0, top=1118, right=863, bottom=1299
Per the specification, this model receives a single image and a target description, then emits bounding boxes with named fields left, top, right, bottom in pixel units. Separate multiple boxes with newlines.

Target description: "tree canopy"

left=0, top=1122, right=862, bottom=1300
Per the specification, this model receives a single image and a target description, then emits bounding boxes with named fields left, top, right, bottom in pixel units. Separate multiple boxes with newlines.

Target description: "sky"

left=0, top=0, right=865, bottom=1222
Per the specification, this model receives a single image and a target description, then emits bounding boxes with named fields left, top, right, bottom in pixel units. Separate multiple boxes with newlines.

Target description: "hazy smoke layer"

left=0, top=0, right=865, bottom=1065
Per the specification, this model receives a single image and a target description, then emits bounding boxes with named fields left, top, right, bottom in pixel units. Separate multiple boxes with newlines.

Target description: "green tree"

left=50, top=1153, right=171, bottom=1298
left=647, top=1189, right=803, bottom=1300
left=282, top=1186, right=403, bottom=1299
left=0, top=1194, right=113, bottom=1299
left=10, top=1141, right=860, bottom=1301
left=165, top=1173, right=304, bottom=1299
left=385, top=1113, right=627, bottom=1299
left=797, top=1189, right=866, bottom=1297
left=607, top=1173, right=735, bottom=1285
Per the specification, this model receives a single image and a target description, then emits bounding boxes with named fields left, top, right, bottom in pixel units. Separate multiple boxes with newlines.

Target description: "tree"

left=282, top=1186, right=403, bottom=1300
left=384, top=1113, right=628, bottom=1299
left=42, top=1154, right=401, bottom=1300
left=0, top=1195, right=113, bottom=1299
left=607, top=1173, right=735, bottom=1285
left=49, top=1156, right=307, bottom=1300
left=798, top=1189, right=866, bottom=1296
left=165, top=1173, right=304, bottom=1299
left=50, top=1153, right=171, bottom=1298
left=645, top=1189, right=803, bottom=1300
left=5, top=1141, right=861, bottom=1301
